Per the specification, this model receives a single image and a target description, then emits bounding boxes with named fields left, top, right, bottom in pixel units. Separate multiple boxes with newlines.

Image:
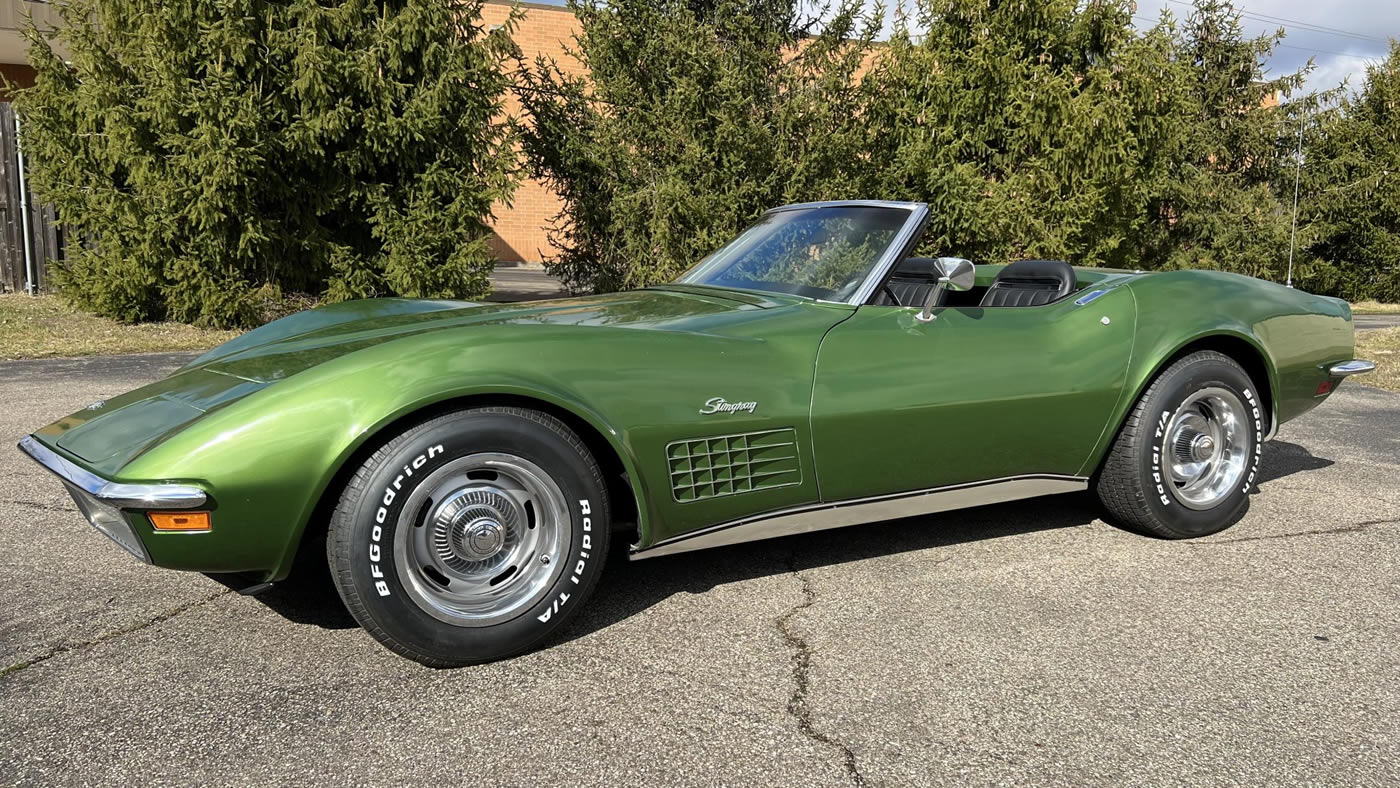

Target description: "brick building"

left=480, top=0, right=583, bottom=265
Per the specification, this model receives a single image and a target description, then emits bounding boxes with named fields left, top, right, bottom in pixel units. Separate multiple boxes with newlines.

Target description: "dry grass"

left=1353, top=326, right=1399, bottom=392
left=0, top=294, right=240, bottom=361
left=1351, top=301, right=1400, bottom=315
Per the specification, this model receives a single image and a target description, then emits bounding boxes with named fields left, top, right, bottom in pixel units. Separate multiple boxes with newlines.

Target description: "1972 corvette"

left=20, top=201, right=1376, bottom=666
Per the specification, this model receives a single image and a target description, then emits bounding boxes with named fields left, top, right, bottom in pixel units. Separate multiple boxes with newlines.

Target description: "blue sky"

left=530, top=0, right=1394, bottom=94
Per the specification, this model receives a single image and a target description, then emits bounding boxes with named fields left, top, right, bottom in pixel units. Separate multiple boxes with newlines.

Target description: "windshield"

left=675, top=205, right=912, bottom=301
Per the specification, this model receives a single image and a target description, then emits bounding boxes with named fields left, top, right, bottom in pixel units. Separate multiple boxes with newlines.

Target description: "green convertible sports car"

left=21, top=200, right=1376, bottom=666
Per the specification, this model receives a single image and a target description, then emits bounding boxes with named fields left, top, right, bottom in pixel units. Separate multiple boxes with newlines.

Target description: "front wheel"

left=1094, top=351, right=1264, bottom=538
left=328, top=407, right=610, bottom=666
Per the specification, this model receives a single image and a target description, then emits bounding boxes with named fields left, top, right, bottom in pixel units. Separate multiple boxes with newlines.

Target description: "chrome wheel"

left=393, top=452, right=570, bottom=627
left=1163, top=387, right=1251, bottom=510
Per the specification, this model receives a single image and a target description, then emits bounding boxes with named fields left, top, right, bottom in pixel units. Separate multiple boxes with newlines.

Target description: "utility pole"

left=1286, top=108, right=1305, bottom=289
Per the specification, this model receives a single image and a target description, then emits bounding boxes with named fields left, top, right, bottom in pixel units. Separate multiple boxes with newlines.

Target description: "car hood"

left=32, top=287, right=802, bottom=472
left=184, top=286, right=786, bottom=382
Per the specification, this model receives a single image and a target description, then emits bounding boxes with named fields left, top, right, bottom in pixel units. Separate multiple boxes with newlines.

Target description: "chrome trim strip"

left=768, top=199, right=925, bottom=213
left=630, top=474, right=1088, bottom=560
left=1074, top=289, right=1108, bottom=306
left=1328, top=359, right=1375, bottom=377
left=847, top=202, right=931, bottom=306
left=17, top=435, right=207, bottom=509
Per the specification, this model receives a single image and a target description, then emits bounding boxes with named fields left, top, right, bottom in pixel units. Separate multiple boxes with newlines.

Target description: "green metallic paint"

left=25, top=263, right=1359, bottom=581
left=1124, top=272, right=1348, bottom=420
left=811, top=283, right=1137, bottom=498
left=32, top=287, right=853, bottom=578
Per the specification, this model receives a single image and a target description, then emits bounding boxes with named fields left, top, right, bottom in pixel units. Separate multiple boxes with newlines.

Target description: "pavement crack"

left=778, top=555, right=865, bottom=787
left=0, top=589, right=232, bottom=679
left=1194, top=517, right=1399, bottom=545
left=0, top=498, right=76, bottom=514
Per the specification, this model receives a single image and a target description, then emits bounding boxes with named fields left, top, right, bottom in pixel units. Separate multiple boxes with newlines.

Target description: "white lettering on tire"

left=537, top=498, right=593, bottom=623
left=1240, top=388, right=1262, bottom=494
left=1152, top=385, right=1263, bottom=510
left=1152, top=409, right=1171, bottom=506
left=369, top=444, right=444, bottom=597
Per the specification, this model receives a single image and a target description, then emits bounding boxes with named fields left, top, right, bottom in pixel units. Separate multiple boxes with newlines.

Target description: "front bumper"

left=17, top=435, right=207, bottom=563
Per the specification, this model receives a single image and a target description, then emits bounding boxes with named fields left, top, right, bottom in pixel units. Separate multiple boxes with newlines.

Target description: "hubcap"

left=394, top=453, right=570, bottom=627
left=1163, top=387, right=1251, bottom=510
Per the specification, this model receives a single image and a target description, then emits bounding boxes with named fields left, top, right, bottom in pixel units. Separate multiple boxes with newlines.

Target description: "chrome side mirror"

left=916, top=257, right=975, bottom=323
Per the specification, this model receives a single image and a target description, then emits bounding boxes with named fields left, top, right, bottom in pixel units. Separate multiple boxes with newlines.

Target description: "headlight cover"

left=64, top=483, right=151, bottom=563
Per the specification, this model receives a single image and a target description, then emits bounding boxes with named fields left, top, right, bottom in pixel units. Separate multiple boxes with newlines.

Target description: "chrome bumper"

left=17, top=435, right=207, bottom=563
left=17, top=436, right=206, bottom=509
left=1329, top=360, right=1376, bottom=377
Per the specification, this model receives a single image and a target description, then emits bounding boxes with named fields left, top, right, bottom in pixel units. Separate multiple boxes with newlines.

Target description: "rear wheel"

left=1095, top=351, right=1264, bottom=538
left=328, top=407, right=610, bottom=666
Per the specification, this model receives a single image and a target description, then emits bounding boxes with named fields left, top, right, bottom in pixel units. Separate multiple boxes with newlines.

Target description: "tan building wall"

left=0, top=1, right=59, bottom=98
left=481, top=0, right=582, bottom=264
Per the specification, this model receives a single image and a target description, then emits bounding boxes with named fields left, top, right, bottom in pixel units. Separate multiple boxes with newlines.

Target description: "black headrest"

left=980, top=259, right=1076, bottom=307
left=993, top=259, right=1075, bottom=288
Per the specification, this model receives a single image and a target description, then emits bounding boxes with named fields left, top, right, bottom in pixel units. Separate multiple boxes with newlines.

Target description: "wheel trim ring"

left=392, top=452, right=572, bottom=627
left=1163, top=386, right=1251, bottom=511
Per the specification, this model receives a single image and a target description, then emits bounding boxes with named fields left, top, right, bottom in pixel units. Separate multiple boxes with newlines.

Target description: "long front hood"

left=32, top=288, right=790, bottom=474
left=34, top=367, right=271, bottom=471
left=184, top=288, right=769, bottom=382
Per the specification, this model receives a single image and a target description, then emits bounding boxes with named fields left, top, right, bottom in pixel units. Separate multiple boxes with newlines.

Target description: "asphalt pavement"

left=486, top=262, right=565, bottom=302
left=1354, top=313, right=1400, bottom=332
left=0, top=354, right=1397, bottom=786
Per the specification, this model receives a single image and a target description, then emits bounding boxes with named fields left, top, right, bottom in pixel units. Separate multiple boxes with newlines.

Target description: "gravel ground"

left=0, top=354, right=1396, bottom=786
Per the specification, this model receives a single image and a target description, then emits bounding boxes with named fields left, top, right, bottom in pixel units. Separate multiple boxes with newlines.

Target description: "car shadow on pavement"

left=235, top=439, right=1334, bottom=640
left=207, top=562, right=359, bottom=630
left=558, top=438, right=1336, bottom=646
left=1256, top=439, right=1334, bottom=485
left=556, top=492, right=1101, bottom=648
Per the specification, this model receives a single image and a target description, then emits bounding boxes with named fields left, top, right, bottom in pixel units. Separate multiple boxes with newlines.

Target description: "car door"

left=809, top=288, right=1137, bottom=502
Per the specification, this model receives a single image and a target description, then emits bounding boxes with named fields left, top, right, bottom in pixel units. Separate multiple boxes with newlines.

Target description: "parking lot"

left=1, top=353, right=1397, bottom=786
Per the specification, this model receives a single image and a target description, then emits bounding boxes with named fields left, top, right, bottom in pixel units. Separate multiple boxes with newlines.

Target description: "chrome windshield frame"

left=676, top=200, right=931, bottom=306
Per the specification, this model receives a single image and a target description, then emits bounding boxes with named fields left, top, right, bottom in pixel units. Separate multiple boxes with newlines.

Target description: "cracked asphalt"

left=1, top=353, right=1397, bottom=786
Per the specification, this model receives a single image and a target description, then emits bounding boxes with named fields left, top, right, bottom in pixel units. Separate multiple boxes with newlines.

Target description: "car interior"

left=874, top=257, right=1079, bottom=308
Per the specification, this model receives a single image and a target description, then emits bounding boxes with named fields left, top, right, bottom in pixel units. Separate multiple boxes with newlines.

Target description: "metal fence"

left=0, top=102, right=63, bottom=293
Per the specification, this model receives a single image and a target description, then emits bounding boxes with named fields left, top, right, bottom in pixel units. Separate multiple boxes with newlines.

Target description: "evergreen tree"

left=1144, top=0, right=1308, bottom=281
left=1302, top=43, right=1400, bottom=301
left=14, top=0, right=518, bottom=327
left=518, top=0, right=878, bottom=294
left=863, top=0, right=1179, bottom=267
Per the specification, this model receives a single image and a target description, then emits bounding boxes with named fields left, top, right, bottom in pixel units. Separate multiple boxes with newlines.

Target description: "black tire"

left=328, top=407, right=610, bottom=667
left=1095, top=350, right=1265, bottom=539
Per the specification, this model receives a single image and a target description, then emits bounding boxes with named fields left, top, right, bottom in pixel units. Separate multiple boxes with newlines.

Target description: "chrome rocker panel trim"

left=1328, top=359, right=1376, bottom=377
left=631, top=474, right=1088, bottom=560
left=17, top=435, right=207, bottom=509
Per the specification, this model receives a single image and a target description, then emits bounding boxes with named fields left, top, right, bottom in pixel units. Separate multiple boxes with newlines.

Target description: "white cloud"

left=1137, top=0, right=1395, bottom=94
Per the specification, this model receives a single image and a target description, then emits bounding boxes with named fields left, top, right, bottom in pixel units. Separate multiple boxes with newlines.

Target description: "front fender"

left=124, top=329, right=650, bottom=581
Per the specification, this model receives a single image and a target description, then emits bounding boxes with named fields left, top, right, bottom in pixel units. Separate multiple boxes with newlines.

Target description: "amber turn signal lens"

left=149, top=511, right=212, bottom=532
